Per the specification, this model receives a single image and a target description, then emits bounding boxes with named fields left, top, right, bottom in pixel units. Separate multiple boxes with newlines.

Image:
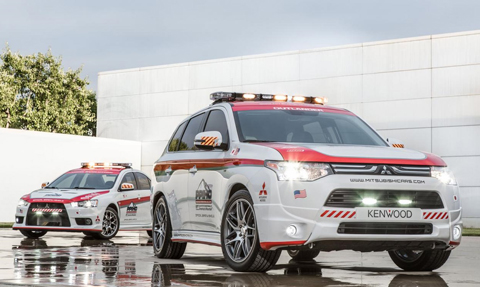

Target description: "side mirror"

left=194, top=131, right=226, bottom=150
left=41, top=182, right=49, bottom=189
left=120, top=183, right=135, bottom=191
left=386, top=138, right=405, bottom=148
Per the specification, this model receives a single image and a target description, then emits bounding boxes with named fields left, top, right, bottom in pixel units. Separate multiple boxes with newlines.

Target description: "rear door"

left=134, top=172, right=152, bottom=227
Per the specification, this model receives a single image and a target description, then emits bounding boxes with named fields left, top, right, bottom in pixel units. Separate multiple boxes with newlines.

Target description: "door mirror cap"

left=120, top=183, right=135, bottom=191
left=386, top=138, right=405, bottom=148
left=41, top=182, right=49, bottom=189
left=194, top=131, right=226, bottom=150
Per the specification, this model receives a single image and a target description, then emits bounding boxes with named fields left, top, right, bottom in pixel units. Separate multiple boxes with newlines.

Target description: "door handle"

left=165, top=166, right=172, bottom=175
left=189, top=165, right=197, bottom=174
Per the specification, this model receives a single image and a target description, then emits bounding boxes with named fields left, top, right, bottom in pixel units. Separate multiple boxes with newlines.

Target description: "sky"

left=1, top=0, right=480, bottom=91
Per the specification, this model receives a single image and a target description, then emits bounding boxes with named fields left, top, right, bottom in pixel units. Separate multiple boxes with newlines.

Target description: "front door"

left=117, top=172, right=143, bottom=228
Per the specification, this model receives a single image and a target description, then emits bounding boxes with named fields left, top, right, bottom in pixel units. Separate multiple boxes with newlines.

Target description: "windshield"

left=234, top=110, right=387, bottom=146
left=47, top=172, right=118, bottom=189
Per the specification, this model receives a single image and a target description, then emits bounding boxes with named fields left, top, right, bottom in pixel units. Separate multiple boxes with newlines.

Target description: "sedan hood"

left=24, top=189, right=109, bottom=203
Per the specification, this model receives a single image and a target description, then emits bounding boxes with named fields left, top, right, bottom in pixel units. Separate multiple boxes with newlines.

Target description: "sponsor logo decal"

left=195, top=180, right=213, bottom=216
left=379, top=165, right=393, bottom=175
left=273, top=107, right=324, bottom=112
left=126, top=202, right=138, bottom=216
left=230, top=147, right=241, bottom=156
left=293, top=189, right=307, bottom=199
left=44, top=193, right=62, bottom=197
left=95, top=216, right=101, bottom=222
left=368, top=209, right=413, bottom=219
left=350, top=178, right=425, bottom=184
left=259, top=182, right=268, bottom=202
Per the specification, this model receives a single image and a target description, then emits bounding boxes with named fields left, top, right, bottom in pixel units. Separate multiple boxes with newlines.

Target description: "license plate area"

left=356, top=208, right=422, bottom=221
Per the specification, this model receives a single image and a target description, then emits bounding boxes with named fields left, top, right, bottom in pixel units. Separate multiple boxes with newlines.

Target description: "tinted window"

left=135, top=173, right=151, bottom=190
left=168, top=121, right=187, bottom=152
left=179, top=113, right=205, bottom=151
left=204, top=110, right=229, bottom=147
left=121, top=173, right=137, bottom=190
left=234, top=110, right=387, bottom=146
left=48, top=173, right=118, bottom=189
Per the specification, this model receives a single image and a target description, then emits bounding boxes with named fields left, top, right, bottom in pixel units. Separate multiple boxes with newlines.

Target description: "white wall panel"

left=432, top=65, right=480, bottom=97
left=97, top=119, right=140, bottom=141
left=140, top=91, right=189, bottom=118
left=139, top=65, right=189, bottom=94
left=115, top=71, right=140, bottom=97
left=299, top=47, right=362, bottom=79
left=241, top=54, right=299, bottom=85
left=188, top=87, right=232, bottom=115
left=459, top=187, right=480, bottom=218
left=433, top=33, right=480, bottom=67
left=299, top=75, right=362, bottom=104
left=189, top=60, right=241, bottom=89
left=0, top=128, right=141, bottom=222
left=363, top=99, right=431, bottom=130
left=363, top=40, right=431, bottom=74
left=377, top=128, right=432, bottom=153
left=138, top=115, right=188, bottom=142
left=239, top=81, right=300, bottom=97
left=432, top=126, right=480, bottom=157
left=97, top=95, right=140, bottom=121
left=443, top=156, right=480, bottom=187
left=142, top=140, right=168, bottom=166
left=432, top=95, right=480, bottom=127
left=97, top=73, right=117, bottom=98
left=363, top=70, right=431, bottom=102
left=141, top=165, right=155, bottom=181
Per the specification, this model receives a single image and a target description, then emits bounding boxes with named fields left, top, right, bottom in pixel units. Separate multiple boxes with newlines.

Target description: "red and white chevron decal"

left=423, top=211, right=449, bottom=220
left=320, top=210, right=356, bottom=219
left=31, top=208, right=63, bottom=213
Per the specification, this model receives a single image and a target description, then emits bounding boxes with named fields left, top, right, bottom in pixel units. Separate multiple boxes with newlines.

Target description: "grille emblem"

left=380, top=165, right=392, bottom=175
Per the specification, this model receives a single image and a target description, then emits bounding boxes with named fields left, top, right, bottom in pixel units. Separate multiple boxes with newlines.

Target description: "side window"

left=179, top=113, right=205, bottom=151
left=168, top=121, right=187, bottom=152
left=120, top=173, right=137, bottom=190
left=204, top=109, right=229, bottom=146
left=135, top=173, right=151, bottom=190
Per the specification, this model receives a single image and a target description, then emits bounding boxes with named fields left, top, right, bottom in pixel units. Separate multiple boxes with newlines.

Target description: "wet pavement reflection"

left=0, top=230, right=478, bottom=286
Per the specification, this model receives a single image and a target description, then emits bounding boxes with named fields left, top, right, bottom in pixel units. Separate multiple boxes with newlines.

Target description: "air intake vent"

left=331, top=164, right=430, bottom=176
left=337, top=222, right=433, bottom=235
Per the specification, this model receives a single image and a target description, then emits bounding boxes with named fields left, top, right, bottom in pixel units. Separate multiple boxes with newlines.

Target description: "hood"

left=254, top=143, right=446, bottom=166
left=24, top=189, right=109, bottom=203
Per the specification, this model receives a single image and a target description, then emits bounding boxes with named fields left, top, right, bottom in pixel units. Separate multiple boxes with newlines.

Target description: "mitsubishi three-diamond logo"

left=380, top=165, right=393, bottom=175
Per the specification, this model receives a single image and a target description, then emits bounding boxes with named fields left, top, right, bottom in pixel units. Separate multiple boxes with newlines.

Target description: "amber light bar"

left=81, top=162, right=132, bottom=169
left=210, top=92, right=328, bottom=105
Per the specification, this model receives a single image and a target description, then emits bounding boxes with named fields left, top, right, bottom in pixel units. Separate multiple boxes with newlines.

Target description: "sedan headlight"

left=431, top=167, right=457, bottom=185
left=17, top=199, right=29, bottom=207
left=265, top=161, right=333, bottom=181
left=71, top=199, right=98, bottom=208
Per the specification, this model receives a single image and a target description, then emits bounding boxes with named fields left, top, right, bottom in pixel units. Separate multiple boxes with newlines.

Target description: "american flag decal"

left=293, top=189, right=306, bottom=199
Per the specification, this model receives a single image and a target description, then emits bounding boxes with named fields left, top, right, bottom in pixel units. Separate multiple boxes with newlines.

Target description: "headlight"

left=431, top=167, right=457, bottom=185
left=71, top=199, right=98, bottom=208
left=17, top=199, right=28, bottom=207
left=265, top=161, right=333, bottom=181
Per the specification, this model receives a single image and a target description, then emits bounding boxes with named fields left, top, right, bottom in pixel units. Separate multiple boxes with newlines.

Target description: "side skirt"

left=171, top=230, right=221, bottom=247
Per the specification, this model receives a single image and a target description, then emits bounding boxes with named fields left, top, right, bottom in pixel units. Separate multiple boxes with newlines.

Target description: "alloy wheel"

left=154, top=201, right=167, bottom=252
left=101, top=209, right=118, bottom=237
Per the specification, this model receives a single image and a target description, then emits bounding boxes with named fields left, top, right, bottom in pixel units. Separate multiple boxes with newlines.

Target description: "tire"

left=287, top=249, right=320, bottom=261
left=147, top=230, right=153, bottom=238
left=388, top=249, right=451, bottom=271
left=153, top=196, right=187, bottom=259
left=19, top=230, right=48, bottom=239
left=221, top=190, right=281, bottom=272
left=91, top=207, right=120, bottom=240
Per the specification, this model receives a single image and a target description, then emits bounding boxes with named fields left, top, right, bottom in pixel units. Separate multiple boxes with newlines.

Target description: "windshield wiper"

left=243, top=140, right=276, bottom=143
left=72, top=187, right=96, bottom=189
left=44, top=186, right=58, bottom=189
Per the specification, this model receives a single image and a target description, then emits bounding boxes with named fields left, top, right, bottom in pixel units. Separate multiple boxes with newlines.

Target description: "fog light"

left=398, top=199, right=412, bottom=205
left=286, top=225, right=297, bottom=237
left=362, top=198, right=377, bottom=205
left=36, top=211, right=43, bottom=215
left=85, top=218, right=92, bottom=225
left=52, top=212, right=59, bottom=215
left=453, top=225, right=462, bottom=240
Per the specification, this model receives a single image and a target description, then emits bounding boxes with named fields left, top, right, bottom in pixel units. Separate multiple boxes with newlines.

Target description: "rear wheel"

left=19, top=230, right=47, bottom=239
left=221, top=190, right=281, bottom=272
left=153, top=196, right=186, bottom=259
left=287, top=249, right=320, bottom=261
left=388, top=249, right=451, bottom=271
left=91, top=207, right=119, bottom=240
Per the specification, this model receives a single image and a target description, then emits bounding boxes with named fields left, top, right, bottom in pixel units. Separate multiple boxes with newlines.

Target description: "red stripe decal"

left=25, top=190, right=109, bottom=204
left=118, top=196, right=151, bottom=207
left=335, top=211, right=344, bottom=218
left=349, top=211, right=356, bottom=218
left=327, top=210, right=336, bottom=218
left=425, top=212, right=432, bottom=219
left=446, top=215, right=449, bottom=219
left=441, top=212, right=447, bottom=219
left=260, top=240, right=306, bottom=250
left=320, top=210, right=329, bottom=217
left=342, top=211, right=350, bottom=218
left=435, top=213, right=442, bottom=219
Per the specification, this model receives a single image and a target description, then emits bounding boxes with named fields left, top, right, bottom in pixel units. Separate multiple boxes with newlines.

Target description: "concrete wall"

left=0, top=128, right=141, bottom=222
left=97, top=30, right=480, bottom=228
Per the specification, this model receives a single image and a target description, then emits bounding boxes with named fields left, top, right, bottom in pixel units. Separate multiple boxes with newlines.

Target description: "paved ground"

left=0, top=230, right=478, bottom=286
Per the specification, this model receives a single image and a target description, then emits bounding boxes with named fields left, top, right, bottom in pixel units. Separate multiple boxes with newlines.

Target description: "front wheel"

left=91, top=207, right=120, bottom=240
left=153, top=196, right=186, bottom=259
left=287, top=249, right=320, bottom=261
left=221, top=190, right=281, bottom=272
left=20, top=230, right=48, bottom=239
left=388, top=249, right=451, bottom=271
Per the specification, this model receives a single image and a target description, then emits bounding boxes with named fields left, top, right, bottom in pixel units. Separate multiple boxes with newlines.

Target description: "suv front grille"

left=331, top=164, right=431, bottom=176
left=26, top=203, right=70, bottom=227
left=337, top=222, right=433, bottom=235
left=325, top=189, right=444, bottom=209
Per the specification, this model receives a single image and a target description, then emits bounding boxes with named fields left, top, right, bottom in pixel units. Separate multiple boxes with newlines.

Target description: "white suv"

left=151, top=92, right=462, bottom=272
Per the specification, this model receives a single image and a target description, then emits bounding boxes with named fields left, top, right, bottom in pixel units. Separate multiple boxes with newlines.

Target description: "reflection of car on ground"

left=13, top=162, right=152, bottom=240
left=151, top=92, right=462, bottom=272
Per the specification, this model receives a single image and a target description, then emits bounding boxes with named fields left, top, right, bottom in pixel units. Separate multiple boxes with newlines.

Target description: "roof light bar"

left=81, top=162, right=132, bottom=169
left=210, top=92, right=328, bottom=105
